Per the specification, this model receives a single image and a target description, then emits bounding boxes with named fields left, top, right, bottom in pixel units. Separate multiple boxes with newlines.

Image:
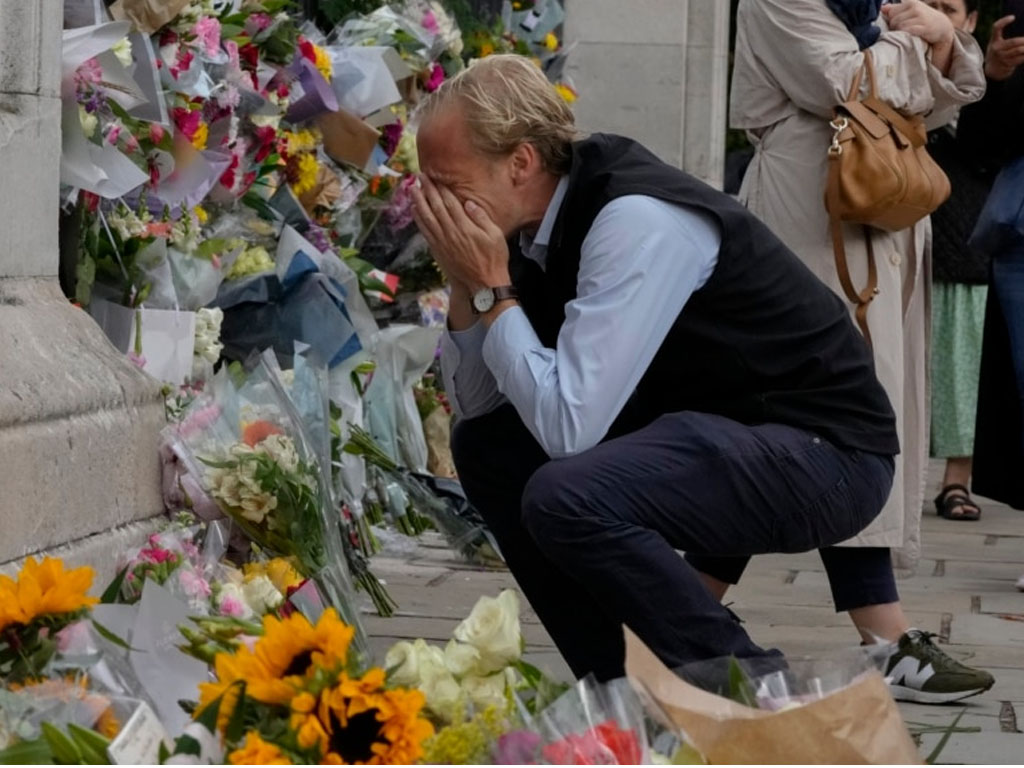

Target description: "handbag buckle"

left=828, top=116, right=849, bottom=156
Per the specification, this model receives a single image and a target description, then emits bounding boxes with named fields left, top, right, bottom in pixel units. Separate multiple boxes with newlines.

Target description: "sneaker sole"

left=890, top=684, right=991, bottom=704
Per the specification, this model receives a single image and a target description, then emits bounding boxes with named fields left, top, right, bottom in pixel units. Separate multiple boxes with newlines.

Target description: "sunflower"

left=0, top=557, right=98, bottom=631
left=198, top=609, right=355, bottom=720
left=317, top=669, right=434, bottom=765
left=229, top=731, right=293, bottom=765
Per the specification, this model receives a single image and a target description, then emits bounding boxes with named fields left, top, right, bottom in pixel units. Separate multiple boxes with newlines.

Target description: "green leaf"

left=157, top=742, right=170, bottom=764
left=100, top=566, right=129, bottom=604
left=41, top=723, right=83, bottom=765
left=66, top=725, right=110, bottom=765
left=0, top=737, right=53, bottom=764
left=91, top=618, right=139, bottom=652
left=172, top=734, right=201, bottom=757
left=926, top=709, right=966, bottom=765
left=223, top=682, right=248, bottom=744
left=219, top=23, right=245, bottom=39
left=726, top=657, right=758, bottom=708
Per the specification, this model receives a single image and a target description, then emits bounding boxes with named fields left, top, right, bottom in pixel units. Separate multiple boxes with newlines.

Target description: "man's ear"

left=509, top=142, right=540, bottom=185
left=965, top=10, right=978, bottom=34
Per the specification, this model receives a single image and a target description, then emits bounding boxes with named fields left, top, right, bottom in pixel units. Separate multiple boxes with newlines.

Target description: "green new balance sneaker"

left=881, top=629, right=995, bottom=704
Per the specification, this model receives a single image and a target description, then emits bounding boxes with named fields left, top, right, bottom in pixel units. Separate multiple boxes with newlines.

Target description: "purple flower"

left=494, top=731, right=541, bottom=765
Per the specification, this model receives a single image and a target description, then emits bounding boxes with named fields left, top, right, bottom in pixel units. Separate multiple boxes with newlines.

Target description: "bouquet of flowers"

left=170, top=608, right=434, bottom=765
left=168, top=359, right=369, bottom=658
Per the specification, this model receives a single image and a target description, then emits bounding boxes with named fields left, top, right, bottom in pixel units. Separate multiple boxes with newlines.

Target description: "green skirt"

left=930, top=282, right=988, bottom=458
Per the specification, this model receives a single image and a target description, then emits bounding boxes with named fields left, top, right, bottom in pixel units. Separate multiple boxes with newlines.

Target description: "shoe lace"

left=906, top=631, right=967, bottom=673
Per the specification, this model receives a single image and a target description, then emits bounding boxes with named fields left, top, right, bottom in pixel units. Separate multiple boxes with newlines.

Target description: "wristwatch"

left=471, top=285, right=519, bottom=314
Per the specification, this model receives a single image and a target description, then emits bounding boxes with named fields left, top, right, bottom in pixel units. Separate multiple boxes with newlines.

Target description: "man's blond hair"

left=417, top=54, right=579, bottom=173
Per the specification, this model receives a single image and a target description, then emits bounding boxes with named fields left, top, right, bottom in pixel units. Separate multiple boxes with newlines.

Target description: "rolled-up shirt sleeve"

left=440, top=321, right=507, bottom=420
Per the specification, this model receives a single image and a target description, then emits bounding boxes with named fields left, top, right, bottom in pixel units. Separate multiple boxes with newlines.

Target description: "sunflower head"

left=0, top=557, right=98, bottom=632
left=316, top=669, right=433, bottom=765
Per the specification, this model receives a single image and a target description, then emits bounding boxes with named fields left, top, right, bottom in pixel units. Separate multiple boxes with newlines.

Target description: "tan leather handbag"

left=824, top=50, right=950, bottom=346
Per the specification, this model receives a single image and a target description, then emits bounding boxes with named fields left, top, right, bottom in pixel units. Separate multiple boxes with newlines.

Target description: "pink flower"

left=139, top=545, right=175, bottom=564
left=211, top=254, right=222, bottom=269
left=55, top=621, right=91, bottom=654
left=224, top=40, right=241, bottom=73
left=172, top=107, right=202, bottom=142
left=424, top=62, right=445, bottom=93
left=149, top=123, right=166, bottom=144
left=191, top=16, right=222, bottom=59
left=245, top=13, right=273, bottom=35
left=178, top=569, right=211, bottom=599
left=128, top=351, right=147, bottom=368
left=124, top=133, right=140, bottom=154
left=145, top=221, right=174, bottom=238
left=75, top=58, right=103, bottom=88
left=219, top=595, right=245, bottom=617
left=105, top=123, right=122, bottom=145
left=422, top=10, right=439, bottom=35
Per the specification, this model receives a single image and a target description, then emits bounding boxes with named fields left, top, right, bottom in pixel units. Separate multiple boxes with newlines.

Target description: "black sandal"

left=934, top=484, right=982, bottom=521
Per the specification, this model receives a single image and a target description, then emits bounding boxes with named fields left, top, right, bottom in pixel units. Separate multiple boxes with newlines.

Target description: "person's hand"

left=411, top=175, right=511, bottom=293
left=985, top=15, right=1024, bottom=81
left=882, top=0, right=955, bottom=46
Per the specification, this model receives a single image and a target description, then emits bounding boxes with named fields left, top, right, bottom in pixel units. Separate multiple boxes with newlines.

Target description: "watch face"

left=472, top=288, right=495, bottom=313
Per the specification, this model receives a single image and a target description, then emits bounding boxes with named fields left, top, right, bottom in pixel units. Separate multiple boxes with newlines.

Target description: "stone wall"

left=563, top=0, right=730, bottom=188
left=0, top=0, right=166, bottom=584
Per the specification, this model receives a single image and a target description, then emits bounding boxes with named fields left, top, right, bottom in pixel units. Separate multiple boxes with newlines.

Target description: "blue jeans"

left=452, top=404, right=895, bottom=680
left=992, top=246, right=1024, bottom=436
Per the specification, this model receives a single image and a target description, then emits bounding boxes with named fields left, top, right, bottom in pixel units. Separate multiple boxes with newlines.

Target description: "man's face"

left=925, top=0, right=977, bottom=33
left=416, top=107, right=519, bottom=237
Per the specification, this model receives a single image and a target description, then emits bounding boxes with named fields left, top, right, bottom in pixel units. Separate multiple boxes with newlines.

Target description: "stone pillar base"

left=0, top=278, right=167, bottom=568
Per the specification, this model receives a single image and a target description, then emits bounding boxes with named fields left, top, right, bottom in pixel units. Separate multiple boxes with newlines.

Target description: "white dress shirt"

left=440, top=176, right=721, bottom=459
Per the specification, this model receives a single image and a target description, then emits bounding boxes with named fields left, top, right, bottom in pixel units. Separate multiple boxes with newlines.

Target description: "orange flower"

left=317, top=669, right=433, bottom=765
left=0, top=557, right=97, bottom=631
left=229, top=731, right=292, bottom=765
left=242, top=420, right=284, bottom=447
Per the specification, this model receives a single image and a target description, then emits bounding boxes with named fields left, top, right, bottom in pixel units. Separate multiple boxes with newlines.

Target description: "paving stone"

left=943, top=560, right=1024, bottom=581
left=918, top=731, right=1024, bottom=764
left=977, top=592, right=1024, bottom=616
left=947, top=614, right=1024, bottom=647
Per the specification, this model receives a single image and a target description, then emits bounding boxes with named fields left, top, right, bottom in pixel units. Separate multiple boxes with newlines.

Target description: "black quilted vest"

left=509, top=134, right=899, bottom=455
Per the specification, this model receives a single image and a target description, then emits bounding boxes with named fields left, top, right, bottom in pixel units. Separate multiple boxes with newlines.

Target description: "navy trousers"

left=451, top=404, right=895, bottom=681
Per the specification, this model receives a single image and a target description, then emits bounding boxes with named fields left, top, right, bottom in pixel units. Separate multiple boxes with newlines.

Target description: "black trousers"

left=451, top=404, right=895, bottom=680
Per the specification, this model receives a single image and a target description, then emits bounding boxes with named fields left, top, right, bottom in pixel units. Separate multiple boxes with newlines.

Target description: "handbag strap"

left=846, top=49, right=878, bottom=101
left=826, top=154, right=879, bottom=347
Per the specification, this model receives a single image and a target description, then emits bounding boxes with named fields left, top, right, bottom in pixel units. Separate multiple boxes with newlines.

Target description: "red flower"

left=541, top=721, right=641, bottom=765
left=298, top=38, right=317, bottom=66
left=219, top=153, right=240, bottom=190
left=172, top=107, right=201, bottom=141
left=238, top=43, right=259, bottom=72
left=241, top=419, right=284, bottom=447
left=80, top=191, right=100, bottom=213
left=253, top=125, right=278, bottom=162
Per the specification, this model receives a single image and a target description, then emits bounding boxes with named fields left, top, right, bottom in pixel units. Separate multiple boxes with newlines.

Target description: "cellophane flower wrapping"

left=516, top=676, right=650, bottom=765
left=168, top=357, right=369, bottom=661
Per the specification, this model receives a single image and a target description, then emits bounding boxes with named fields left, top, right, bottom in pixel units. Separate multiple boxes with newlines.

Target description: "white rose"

left=461, top=672, right=509, bottom=713
left=111, top=37, right=133, bottom=68
left=444, top=639, right=482, bottom=677
left=385, top=640, right=420, bottom=686
left=242, top=574, right=283, bottom=615
left=385, top=638, right=445, bottom=687
left=421, top=671, right=462, bottom=723
left=453, top=590, right=522, bottom=673
left=214, top=581, right=253, bottom=619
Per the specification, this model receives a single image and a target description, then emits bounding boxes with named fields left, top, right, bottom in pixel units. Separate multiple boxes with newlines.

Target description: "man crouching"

left=411, top=55, right=897, bottom=681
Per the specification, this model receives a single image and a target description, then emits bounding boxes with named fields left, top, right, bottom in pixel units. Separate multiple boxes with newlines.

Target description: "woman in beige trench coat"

left=689, top=0, right=991, bottom=703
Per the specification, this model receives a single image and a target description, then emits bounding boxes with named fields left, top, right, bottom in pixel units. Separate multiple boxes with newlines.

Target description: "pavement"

left=363, top=460, right=1024, bottom=764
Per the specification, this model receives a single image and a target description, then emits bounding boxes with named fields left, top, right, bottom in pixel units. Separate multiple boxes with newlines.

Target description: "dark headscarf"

left=825, top=0, right=884, bottom=49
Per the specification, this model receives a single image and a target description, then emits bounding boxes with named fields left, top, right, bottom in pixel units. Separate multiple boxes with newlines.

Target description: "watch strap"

left=491, top=285, right=519, bottom=303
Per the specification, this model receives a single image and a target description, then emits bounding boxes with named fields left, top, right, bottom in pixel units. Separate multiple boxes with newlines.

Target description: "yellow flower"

left=244, top=558, right=303, bottom=594
left=193, top=205, right=208, bottom=224
left=229, top=731, right=292, bottom=765
left=289, top=691, right=329, bottom=753
left=479, top=42, right=495, bottom=57
left=312, top=44, right=333, bottom=82
left=192, top=121, right=209, bottom=150
left=317, top=669, right=434, bottom=765
left=283, top=129, right=319, bottom=155
left=0, top=557, right=98, bottom=632
left=96, top=706, right=121, bottom=739
left=544, top=32, right=559, bottom=51
left=554, top=82, right=578, bottom=104
left=290, top=153, right=320, bottom=196
left=196, top=608, right=354, bottom=723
